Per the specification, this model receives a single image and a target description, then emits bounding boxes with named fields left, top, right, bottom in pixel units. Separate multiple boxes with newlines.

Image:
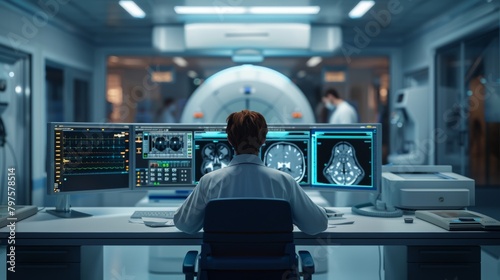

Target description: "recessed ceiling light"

left=173, top=57, right=188, bottom=67
left=119, top=1, right=146, bottom=18
left=306, top=56, right=322, bottom=67
left=349, top=1, right=375, bottom=19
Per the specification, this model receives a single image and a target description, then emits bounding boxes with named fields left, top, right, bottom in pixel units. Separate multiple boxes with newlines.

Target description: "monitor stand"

left=46, top=195, right=92, bottom=218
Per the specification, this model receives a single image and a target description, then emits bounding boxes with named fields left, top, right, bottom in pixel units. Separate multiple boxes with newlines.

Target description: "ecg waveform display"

left=53, top=126, right=130, bottom=193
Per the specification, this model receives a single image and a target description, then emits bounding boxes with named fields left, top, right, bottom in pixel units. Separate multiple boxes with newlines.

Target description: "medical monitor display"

left=193, top=130, right=233, bottom=183
left=310, top=125, right=380, bottom=192
left=134, top=125, right=194, bottom=188
left=48, top=123, right=381, bottom=195
left=48, top=123, right=131, bottom=194
left=261, top=130, right=310, bottom=185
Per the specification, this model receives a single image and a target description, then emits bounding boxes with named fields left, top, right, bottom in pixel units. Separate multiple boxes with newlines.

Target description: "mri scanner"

left=180, top=64, right=316, bottom=123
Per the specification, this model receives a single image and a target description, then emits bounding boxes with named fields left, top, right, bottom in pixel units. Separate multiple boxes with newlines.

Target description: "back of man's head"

left=324, top=88, right=340, bottom=99
left=226, top=110, right=268, bottom=154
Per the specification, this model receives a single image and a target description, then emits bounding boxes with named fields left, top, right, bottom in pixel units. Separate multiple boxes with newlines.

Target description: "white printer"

left=381, top=165, right=475, bottom=210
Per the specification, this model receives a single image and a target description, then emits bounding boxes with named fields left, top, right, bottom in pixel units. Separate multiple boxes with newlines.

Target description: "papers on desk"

left=328, top=220, right=355, bottom=228
left=129, top=217, right=175, bottom=227
left=416, top=210, right=500, bottom=231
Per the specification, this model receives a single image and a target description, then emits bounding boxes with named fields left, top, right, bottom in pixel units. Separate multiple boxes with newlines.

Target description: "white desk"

left=2, top=207, right=499, bottom=246
left=1, top=207, right=500, bottom=279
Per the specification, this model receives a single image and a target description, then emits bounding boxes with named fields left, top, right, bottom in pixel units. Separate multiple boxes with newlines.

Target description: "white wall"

left=0, top=2, right=96, bottom=205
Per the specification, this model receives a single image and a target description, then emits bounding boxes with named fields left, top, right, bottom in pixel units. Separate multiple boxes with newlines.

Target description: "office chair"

left=182, top=198, right=315, bottom=280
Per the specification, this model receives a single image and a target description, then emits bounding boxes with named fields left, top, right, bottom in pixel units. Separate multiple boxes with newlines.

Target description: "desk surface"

left=1, top=207, right=500, bottom=247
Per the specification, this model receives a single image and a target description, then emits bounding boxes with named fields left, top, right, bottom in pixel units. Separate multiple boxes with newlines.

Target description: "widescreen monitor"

left=47, top=123, right=382, bottom=208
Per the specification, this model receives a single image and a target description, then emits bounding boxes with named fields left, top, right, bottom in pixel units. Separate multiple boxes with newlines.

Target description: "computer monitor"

left=47, top=122, right=132, bottom=217
left=261, top=128, right=310, bottom=185
left=47, top=123, right=382, bottom=215
left=134, top=124, right=194, bottom=189
left=310, top=124, right=381, bottom=194
left=133, top=124, right=228, bottom=190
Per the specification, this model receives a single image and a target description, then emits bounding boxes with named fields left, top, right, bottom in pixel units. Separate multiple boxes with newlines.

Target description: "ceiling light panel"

left=248, top=6, right=320, bottom=14
left=119, top=1, right=146, bottom=18
left=174, top=6, right=320, bottom=15
left=174, top=6, right=246, bottom=14
left=306, top=56, right=322, bottom=67
left=349, top=1, right=375, bottom=18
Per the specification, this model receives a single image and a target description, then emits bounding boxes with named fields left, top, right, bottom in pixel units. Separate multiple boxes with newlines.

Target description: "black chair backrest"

left=203, top=198, right=293, bottom=233
left=202, top=198, right=295, bottom=257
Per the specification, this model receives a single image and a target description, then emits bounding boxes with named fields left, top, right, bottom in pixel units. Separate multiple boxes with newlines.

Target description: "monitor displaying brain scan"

left=261, top=130, right=309, bottom=185
left=193, top=130, right=233, bottom=183
left=48, top=122, right=381, bottom=195
left=311, top=126, right=380, bottom=192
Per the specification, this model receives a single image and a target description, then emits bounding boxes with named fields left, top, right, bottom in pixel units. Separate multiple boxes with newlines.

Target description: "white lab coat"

left=174, top=154, right=328, bottom=235
left=329, top=101, right=358, bottom=124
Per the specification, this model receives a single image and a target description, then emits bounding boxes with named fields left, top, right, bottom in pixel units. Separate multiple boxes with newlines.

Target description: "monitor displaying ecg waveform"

left=52, top=125, right=130, bottom=193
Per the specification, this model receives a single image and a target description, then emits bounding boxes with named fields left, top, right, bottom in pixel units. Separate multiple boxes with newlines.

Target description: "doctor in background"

left=322, top=88, right=358, bottom=124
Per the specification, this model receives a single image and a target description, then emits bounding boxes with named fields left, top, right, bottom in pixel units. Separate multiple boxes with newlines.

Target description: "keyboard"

left=130, top=210, right=175, bottom=220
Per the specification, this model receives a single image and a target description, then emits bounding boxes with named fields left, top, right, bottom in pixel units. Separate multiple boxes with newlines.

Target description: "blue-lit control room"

left=1, top=1, right=500, bottom=279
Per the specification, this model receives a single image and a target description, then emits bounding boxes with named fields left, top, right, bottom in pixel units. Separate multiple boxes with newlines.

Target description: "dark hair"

left=226, top=110, right=268, bottom=154
left=324, top=88, right=340, bottom=99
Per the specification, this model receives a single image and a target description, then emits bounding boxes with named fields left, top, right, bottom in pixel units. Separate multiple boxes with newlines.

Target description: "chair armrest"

left=298, top=250, right=315, bottom=280
left=183, top=250, right=198, bottom=280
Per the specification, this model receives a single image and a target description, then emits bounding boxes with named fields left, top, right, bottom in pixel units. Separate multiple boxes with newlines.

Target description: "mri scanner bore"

left=180, top=65, right=315, bottom=123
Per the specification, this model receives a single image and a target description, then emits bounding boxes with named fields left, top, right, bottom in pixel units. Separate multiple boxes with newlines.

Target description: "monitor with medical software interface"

left=310, top=125, right=381, bottom=193
left=47, top=123, right=381, bottom=199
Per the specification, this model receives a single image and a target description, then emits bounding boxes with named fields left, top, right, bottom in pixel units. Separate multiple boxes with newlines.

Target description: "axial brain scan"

left=200, top=143, right=232, bottom=175
left=263, top=142, right=306, bottom=182
left=323, top=141, right=364, bottom=185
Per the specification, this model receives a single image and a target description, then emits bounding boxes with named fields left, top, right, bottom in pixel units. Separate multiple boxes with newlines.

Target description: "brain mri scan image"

left=323, top=141, right=364, bottom=185
left=200, top=143, right=232, bottom=175
left=264, top=142, right=306, bottom=182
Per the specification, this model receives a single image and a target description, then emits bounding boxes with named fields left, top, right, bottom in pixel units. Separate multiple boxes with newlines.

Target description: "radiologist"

left=174, top=110, right=328, bottom=235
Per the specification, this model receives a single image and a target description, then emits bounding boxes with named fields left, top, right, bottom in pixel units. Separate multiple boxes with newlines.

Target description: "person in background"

left=174, top=110, right=328, bottom=235
left=322, top=88, right=358, bottom=124
left=158, top=97, right=176, bottom=123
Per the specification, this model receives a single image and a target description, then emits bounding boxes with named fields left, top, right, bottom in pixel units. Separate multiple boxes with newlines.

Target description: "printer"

left=381, top=165, right=475, bottom=210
